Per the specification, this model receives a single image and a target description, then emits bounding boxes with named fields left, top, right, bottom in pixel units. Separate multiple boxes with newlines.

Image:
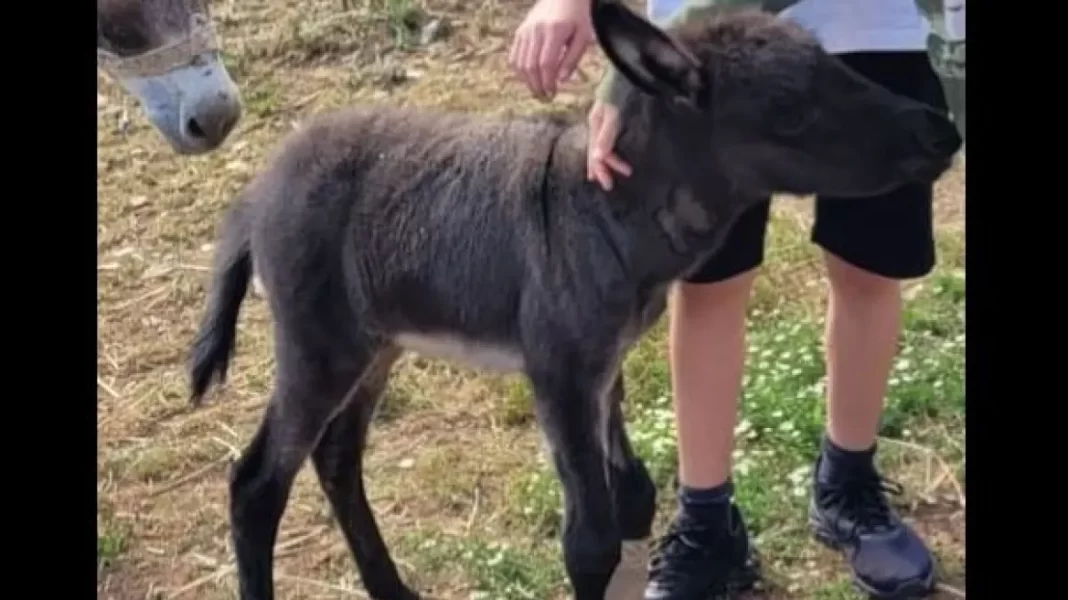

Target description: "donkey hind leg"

left=310, top=347, right=419, bottom=600
left=603, top=375, right=657, bottom=600
left=228, top=339, right=378, bottom=600
left=529, top=366, right=623, bottom=600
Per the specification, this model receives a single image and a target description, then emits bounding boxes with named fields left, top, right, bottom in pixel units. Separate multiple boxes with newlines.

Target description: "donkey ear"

left=591, top=0, right=703, bottom=102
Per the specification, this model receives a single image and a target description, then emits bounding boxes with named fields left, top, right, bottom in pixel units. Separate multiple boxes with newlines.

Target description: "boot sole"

left=642, top=548, right=763, bottom=600
left=718, top=560, right=762, bottom=599
left=810, top=519, right=936, bottom=600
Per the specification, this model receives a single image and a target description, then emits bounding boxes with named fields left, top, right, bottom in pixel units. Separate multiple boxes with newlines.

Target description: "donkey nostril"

left=182, top=96, right=241, bottom=148
left=186, top=118, right=207, bottom=139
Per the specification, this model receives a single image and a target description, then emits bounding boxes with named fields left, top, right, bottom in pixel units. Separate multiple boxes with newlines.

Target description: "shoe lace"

left=648, top=524, right=703, bottom=574
left=821, top=470, right=905, bottom=536
left=648, top=518, right=741, bottom=591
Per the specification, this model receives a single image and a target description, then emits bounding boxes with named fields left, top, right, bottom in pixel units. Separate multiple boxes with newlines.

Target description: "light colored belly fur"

left=393, top=333, right=526, bottom=373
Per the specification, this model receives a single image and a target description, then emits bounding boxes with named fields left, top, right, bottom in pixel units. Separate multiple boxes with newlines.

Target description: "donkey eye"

left=772, top=104, right=815, bottom=136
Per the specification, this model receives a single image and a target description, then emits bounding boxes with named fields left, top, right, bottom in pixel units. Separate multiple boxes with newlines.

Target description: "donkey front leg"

left=604, top=375, right=657, bottom=542
left=603, top=375, right=657, bottom=600
left=528, top=364, right=622, bottom=600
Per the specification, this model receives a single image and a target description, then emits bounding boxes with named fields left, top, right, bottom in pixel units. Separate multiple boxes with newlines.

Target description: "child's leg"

left=646, top=200, right=772, bottom=600
left=808, top=50, right=947, bottom=599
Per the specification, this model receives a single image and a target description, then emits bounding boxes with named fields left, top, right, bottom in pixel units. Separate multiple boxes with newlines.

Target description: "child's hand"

left=509, top=0, right=594, bottom=100
left=587, top=100, right=632, bottom=191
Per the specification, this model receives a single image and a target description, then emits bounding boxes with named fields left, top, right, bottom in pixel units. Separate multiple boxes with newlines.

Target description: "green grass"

left=398, top=230, right=965, bottom=599
left=97, top=500, right=131, bottom=571
left=398, top=532, right=565, bottom=599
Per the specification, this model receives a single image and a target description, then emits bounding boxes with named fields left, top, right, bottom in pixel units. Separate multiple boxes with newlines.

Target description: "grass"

left=96, top=1, right=965, bottom=598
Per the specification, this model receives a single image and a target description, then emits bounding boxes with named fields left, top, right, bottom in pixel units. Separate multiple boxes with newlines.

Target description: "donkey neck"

left=586, top=92, right=744, bottom=281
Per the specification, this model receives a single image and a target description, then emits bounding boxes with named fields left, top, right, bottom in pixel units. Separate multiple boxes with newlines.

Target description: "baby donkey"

left=188, top=2, right=962, bottom=599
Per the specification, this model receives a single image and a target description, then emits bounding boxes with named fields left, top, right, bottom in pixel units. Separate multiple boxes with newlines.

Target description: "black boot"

left=809, top=438, right=937, bottom=599
left=644, top=502, right=761, bottom=600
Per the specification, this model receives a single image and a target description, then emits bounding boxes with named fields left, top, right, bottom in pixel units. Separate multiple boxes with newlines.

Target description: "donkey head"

left=591, top=1, right=962, bottom=199
left=98, top=0, right=242, bottom=155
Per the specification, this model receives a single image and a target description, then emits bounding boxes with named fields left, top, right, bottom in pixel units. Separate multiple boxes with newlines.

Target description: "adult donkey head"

left=98, top=0, right=242, bottom=155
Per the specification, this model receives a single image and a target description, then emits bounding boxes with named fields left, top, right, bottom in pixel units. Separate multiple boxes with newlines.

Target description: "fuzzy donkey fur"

left=187, top=2, right=961, bottom=599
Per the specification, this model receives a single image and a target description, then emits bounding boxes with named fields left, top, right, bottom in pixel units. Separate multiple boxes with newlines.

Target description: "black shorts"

left=684, top=51, right=950, bottom=284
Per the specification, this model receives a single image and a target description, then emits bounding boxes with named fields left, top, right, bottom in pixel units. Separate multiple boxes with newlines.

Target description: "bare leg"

left=808, top=250, right=935, bottom=599
left=668, top=272, right=756, bottom=489
left=644, top=272, right=762, bottom=600
left=822, top=252, right=901, bottom=450
left=309, top=348, right=418, bottom=600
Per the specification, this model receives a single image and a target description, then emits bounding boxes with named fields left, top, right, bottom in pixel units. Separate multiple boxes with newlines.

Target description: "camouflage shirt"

left=596, top=0, right=966, bottom=141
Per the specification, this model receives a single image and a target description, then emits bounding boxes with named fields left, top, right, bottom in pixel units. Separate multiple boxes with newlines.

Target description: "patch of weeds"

left=508, top=468, right=563, bottom=537
left=935, top=231, right=965, bottom=270
left=619, top=317, right=683, bottom=488
left=809, top=576, right=865, bottom=599
left=626, top=392, right=679, bottom=486
left=102, top=446, right=174, bottom=483
left=220, top=49, right=249, bottom=81
left=733, top=447, right=812, bottom=539
left=374, top=385, right=418, bottom=423
left=102, top=441, right=219, bottom=484
left=902, top=270, right=965, bottom=337
left=244, top=81, right=281, bottom=119
left=412, top=446, right=482, bottom=514
left=372, top=0, right=426, bottom=48
left=238, top=358, right=276, bottom=395
left=98, top=529, right=127, bottom=570
left=882, top=270, right=965, bottom=437
left=738, top=310, right=828, bottom=457
left=279, top=14, right=365, bottom=63
left=621, top=320, right=671, bottom=415
left=399, top=531, right=564, bottom=599
left=97, top=505, right=130, bottom=570
left=497, top=377, right=535, bottom=427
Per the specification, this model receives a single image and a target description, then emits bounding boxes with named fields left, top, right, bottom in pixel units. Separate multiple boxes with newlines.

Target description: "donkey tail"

left=188, top=195, right=254, bottom=406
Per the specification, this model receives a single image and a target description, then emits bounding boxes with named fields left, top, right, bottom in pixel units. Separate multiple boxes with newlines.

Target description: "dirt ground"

left=97, top=1, right=965, bottom=598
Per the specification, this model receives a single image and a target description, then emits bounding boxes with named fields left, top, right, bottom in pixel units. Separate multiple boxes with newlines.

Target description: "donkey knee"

left=228, top=423, right=300, bottom=545
left=229, top=444, right=277, bottom=532
left=229, top=441, right=269, bottom=506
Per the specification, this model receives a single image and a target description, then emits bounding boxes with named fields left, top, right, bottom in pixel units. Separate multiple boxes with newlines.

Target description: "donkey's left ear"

left=591, top=0, right=704, bottom=103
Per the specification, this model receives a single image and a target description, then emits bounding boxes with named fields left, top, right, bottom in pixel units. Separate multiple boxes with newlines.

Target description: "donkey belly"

left=392, top=332, right=526, bottom=373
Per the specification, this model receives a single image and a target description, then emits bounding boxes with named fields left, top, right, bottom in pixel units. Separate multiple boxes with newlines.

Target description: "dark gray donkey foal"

left=187, top=2, right=962, bottom=599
